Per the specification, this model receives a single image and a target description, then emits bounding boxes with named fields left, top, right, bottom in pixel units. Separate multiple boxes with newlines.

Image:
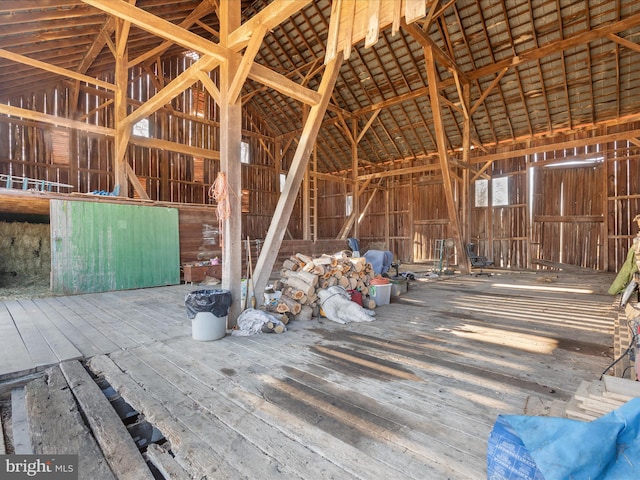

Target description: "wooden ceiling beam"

left=130, top=135, right=220, bottom=160
left=356, top=109, right=380, bottom=143
left=470, top=11, right=640, bottom=81
left=196, top=71, right=221, bottom=105
left=228, top=24, right=268, bottom=104
left=77, top=18, right=116, bottom=73
left=402, top=20, right=470, bottom=84
left=126, top=55, right=219, bottom=128
left=0, top=48, right=114, bottom=91
left=607, top=33, right=640, bottom=54
left=357, top=162, right=441, bottom=181
left=471, top=128, right=640, bottom=165
left=82, top=0, right=321, bottom=106
left=469, top=68, right=508, bottom=117
left=0, top=103, right=113, bottom=137
left=128, top=0, right=216, bottom=68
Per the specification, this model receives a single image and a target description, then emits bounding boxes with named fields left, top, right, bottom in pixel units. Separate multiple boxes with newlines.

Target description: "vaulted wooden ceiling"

left=1, top=0, right=640, bottom=174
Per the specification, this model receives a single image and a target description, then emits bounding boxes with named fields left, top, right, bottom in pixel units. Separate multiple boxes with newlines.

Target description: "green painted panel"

left=50, top=200, right=180, bottom=294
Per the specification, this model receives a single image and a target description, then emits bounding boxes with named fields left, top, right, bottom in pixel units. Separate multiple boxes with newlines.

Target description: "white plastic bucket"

left=192, top=312, right=227, bottom=341
left=369, top=283, right=391, bottom=306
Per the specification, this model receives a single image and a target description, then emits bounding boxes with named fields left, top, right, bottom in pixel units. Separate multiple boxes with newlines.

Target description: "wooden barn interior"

left=1, top=1, right=640, bottom=478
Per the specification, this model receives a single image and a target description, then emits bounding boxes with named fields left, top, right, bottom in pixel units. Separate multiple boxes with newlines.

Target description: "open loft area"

left=0, top=0, right=640, bottom=304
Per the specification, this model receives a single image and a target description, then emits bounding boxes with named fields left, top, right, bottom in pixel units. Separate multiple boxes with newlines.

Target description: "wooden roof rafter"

left=468, top=11, right=640, bottom=81
left=497, top=3, right=533, bottom=137
left=472, top=0, right=514, bottom=140
left=375, top=30, right=431, bottom=159
left=128, top=0, right=217, bottom=69
left=362, top=42, right=420, bottom=159
left=525, top=0, right=552, bottom=133
left=554, top=0, right=573, bottom=130
left=585, top=5, right=596, bottom=126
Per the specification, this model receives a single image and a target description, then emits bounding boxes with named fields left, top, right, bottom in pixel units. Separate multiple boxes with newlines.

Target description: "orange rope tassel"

left=209, top=172, right=231, bottom=249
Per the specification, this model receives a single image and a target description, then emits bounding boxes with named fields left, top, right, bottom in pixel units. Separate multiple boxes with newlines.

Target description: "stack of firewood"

left=266, top=252, right=377, bottom=321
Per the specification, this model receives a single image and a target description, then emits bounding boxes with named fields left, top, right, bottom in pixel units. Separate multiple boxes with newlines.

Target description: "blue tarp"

left=364, top=250, right=393, bottom=275
left=488, top=397, right=640, bottom=479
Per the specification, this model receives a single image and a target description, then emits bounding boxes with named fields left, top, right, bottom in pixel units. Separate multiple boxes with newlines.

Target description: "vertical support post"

left=409, top=172, right=415, bottom=262
left=114, top=19, right=130, bottom=196
left=352, top=118, right=359, bottom=240
left=384, top=187, right=390, bottom=250
left=424, top=45, right=469, bottom=274
left=461, top=83, right=471, bottom=247
left=219, top=1, right=243, bottom=325
left=461, top=83, right=471, bottom=268
left=602, top=141, right=609, bottom=271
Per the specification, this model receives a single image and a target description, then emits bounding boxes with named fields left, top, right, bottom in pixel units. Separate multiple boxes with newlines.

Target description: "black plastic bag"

left=185, top=289, right=232, bottom=319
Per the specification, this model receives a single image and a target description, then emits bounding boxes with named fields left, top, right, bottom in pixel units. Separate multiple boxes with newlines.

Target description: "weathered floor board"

left=18, top=299, right=82, bottom=363
left=4, top=300, right=58, bottom=369
left=25, top=366, right=116, bottom=480
left=0, top=304, right=34, bottom=378
left=59, top=361, right=153, bottom=480
left=0, top=271, right=618, bottom=479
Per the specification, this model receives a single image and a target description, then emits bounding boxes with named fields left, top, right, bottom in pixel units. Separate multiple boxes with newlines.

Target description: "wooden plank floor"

left=0, top=284, right=194, bottom=379
left=1, top=270, right=617, bottom=478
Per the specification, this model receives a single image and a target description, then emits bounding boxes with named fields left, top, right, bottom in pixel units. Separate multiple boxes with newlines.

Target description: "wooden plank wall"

left=0, top=55, right=289, bottom=241
left=3, top=56, right=640, bottom=272
left=489, top=156, right=528, bottom=269
left=317, top=178, right=349, bottom=238
left=533, top=164, right=603, bottom=269
left=411, top=177, right=450, bottom=263
left=606, top=128, right=640, bottom=271
left=386, top=176, right=412, bottom=261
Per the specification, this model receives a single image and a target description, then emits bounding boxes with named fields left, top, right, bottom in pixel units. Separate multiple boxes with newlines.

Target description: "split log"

left=364, top=298, right=376, bottom=309
left=319, top=279, right=329, bottom=289
left=265, top=303, right=281, bottom=314
left=286, top=276, right=315, bottom=296
left=278, top=295, right=302, bottom=315
left=332, top=270, right=343, bottom=279
left=310, top=264, right=325, bottom=275
left=292, top=270, right=319, bottom=287
left=313, top=254, right=334, bottom=266
left=360, top=286, right=369, bottom=296
left=327, top=276, right=338, bottom=287
left=338, top=277, right=350, bottom=289
left=282, top=286, right=304, bottom=300
left=348, top=277, right=358, bottom=290
left=282, top=259, right=299, bottom=271
left=349, top=257, right=366, bottom=272
left=293, top=305, right=313, bottom=321
left=295, top=253, right=313, bottom=265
